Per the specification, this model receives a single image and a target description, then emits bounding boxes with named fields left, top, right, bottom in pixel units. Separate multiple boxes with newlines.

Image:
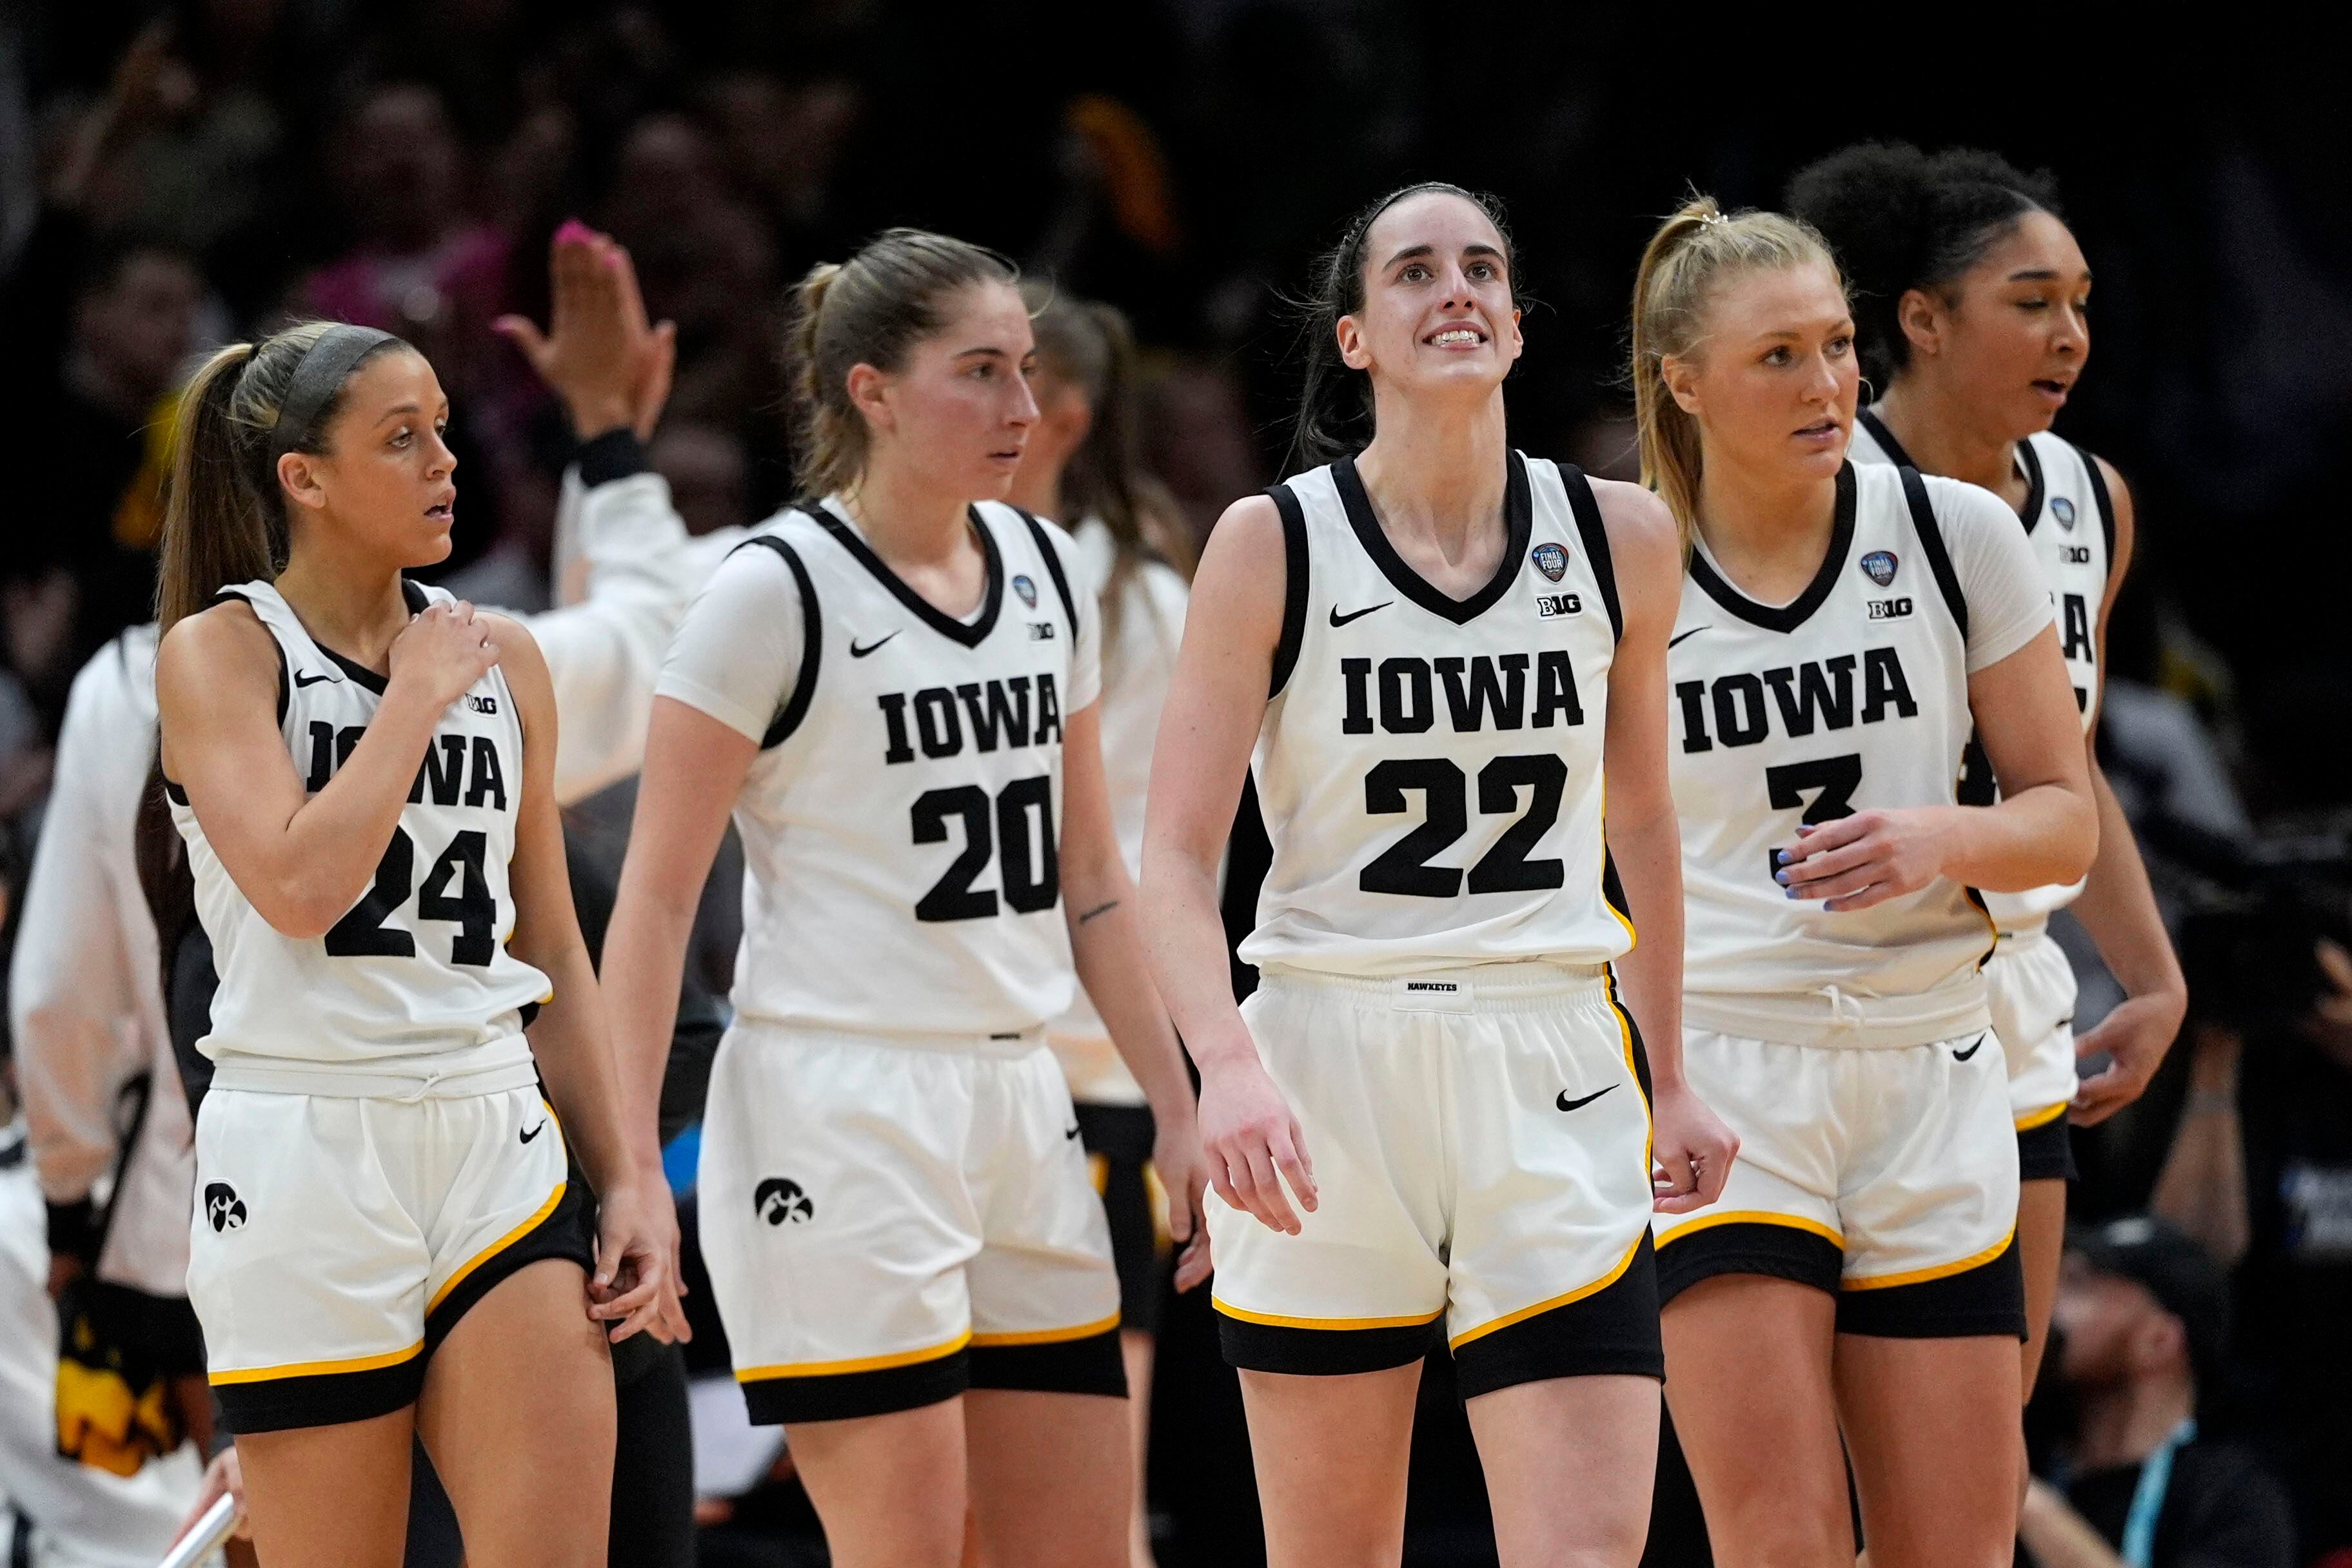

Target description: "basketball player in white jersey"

left=1142, top=182, right=1735, bottom=1568
left=1006, top=282, right=1200, bottom=1568
left=598, top=229, right=1207, bottom=1568
left=152, top=319, right=678, bottom=1564
left=1630, top=198, right=2099, bottom=1568
left=1790, top=144, right=2186, bottom=1397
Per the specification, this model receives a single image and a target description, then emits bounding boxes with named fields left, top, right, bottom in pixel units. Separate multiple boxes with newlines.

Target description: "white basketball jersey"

left=169, top=580, right=548, bottom=1091
left=1673, top=462, right=1997, bottom=1046
left=726, top=501, right=1091, bottom=1037
left=1851, top=413, right=2113, bottom=932
left=1240, top=453, right=1632, bottom=977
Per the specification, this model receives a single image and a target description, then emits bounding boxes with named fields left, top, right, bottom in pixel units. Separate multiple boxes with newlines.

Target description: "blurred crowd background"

left=4, top=3, right=2352, bottom=1565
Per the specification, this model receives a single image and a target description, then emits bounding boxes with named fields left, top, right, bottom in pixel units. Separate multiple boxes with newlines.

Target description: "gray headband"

left=268, top=324, right=400, bottom=463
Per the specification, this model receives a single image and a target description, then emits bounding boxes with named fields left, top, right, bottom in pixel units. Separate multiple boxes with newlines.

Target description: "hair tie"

left=1699, top=210, right=1731, bottom=228
left=269, top=324, right=398, bottom=464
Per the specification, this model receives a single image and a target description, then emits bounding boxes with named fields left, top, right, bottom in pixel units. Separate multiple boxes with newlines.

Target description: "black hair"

left=1786, top=142, right=2062, bottom=387
left=1287, top=181, right=1517, bottom=476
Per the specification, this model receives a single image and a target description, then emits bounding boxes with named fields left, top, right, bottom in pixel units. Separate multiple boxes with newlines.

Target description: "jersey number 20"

left=911, top=777, right=1059, bottom=922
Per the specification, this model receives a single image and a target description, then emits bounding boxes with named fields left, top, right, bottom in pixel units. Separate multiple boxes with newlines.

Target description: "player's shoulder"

left=1579, top=473, right=1679, bottom=571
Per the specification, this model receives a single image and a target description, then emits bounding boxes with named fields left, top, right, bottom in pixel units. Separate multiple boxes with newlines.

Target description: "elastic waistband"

left=1257, top=961, right=1612, bottom=1014
left=729, top=1016, right=1047, bottom=1059
left=206, top=1045, right=539, bottom=1101
left=1682, top=981, right=1989, bottom=1050
left=1993, top=923, right=2056, bottom=950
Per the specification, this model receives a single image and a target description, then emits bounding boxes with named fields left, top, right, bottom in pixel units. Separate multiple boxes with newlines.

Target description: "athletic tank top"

left=168, top=580, right=548, bottom=1093
left=1674, top=462, right=2008, bottom=1046
left=1240, top=452, right=1633, bottom=977
left=1850, top=411, right=2115, bottom=934
left=722, top=500, right=1093, bottom=1037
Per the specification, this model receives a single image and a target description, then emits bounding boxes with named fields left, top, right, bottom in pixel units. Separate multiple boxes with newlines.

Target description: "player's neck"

left=1874, top=382, right=2021, bottom=504
left=1001, top=464, right=1063, bottom=525
left=275, top=540, right=413, bottom=668
left=2073, top=1371, right=2195, bottom=1469
left=1352, top=393, right=1509, bottom=561
left=1692, top=454, right=1839, bottom=602
left=840, top=464, right=978, bottom=571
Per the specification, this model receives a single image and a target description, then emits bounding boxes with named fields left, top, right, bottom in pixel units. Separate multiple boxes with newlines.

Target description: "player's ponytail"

left=1631, top=195, right=1842, bottom=553
left=1786, top=141, right=2060, bottom=388
left=156, top=320, right=404, bottom=630
left=786, top=230, right=1019, bottom=497
left=1289, top=181, right=1516, bottom=476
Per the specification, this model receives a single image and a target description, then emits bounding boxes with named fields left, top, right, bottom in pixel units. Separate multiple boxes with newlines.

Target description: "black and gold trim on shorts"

left=1078, top=1101, right=1168, bottom=1337
left=1656, top=1215, right=2026, bottom=1340
left=1448, top=1232, right=1664, bottom=1398
left=2015, top=1102, right=2078, bottom=1184
left=739, top=1315, right=1127, bottom=1426
left=210, top=1176, right=593, bottom=1435
left=1213, top=1299, right=1444, bottom=1378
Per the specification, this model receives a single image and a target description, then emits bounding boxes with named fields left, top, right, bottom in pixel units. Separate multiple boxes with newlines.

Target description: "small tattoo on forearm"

left=1078, top=899, right=1120, bottom=925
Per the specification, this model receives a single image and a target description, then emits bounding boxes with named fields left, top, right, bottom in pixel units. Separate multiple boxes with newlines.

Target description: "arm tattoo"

left=1077, top=899, right=1120, bottom=925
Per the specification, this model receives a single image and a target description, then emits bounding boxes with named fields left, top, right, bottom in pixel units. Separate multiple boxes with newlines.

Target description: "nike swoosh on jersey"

left=1064, top=1124, right=1082, bottom=1140
left=849, top=632, right=900, bottom=658
left=1556, top=1084, right=1616, bottom=1112
left=293, top=669, right=333, bottom=687
left=520, top=1122, right=547, bottom=1144
left=1667, top=627, right=1710, bottom=650
left=1329, top=602, right=1392, bottom=628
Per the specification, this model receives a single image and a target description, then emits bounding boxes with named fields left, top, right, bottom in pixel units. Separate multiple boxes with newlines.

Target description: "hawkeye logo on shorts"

left=1536, top=593, right=1583, bottom=619
left=1860, top=550, right=1898, bottom=588
left=754, top=1177, right=815, bottom=1226
left=1531, top=543, right=1569, bottom=582
left=204, top=1183, right=248, bottom=1233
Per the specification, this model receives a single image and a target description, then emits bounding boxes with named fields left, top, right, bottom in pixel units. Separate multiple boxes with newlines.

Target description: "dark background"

left=5, top=4, right=2351, bottom=1565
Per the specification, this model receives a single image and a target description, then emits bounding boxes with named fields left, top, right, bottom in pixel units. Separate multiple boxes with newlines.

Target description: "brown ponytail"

left=155, top=320, right=406, bottom=630
left=785, top=230, right=1018, bottom=497
left=1630, top=195, right=1842, bottom=552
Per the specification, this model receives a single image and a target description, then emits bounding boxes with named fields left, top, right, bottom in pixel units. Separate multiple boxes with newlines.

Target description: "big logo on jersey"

left=754, top=1178, right=815, bottom=1226
left=203, top=1182, right=247, bottom=1233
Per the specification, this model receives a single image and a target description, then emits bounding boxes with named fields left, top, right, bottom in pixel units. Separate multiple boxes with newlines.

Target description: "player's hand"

left=2070, top=983, right=2187, bottom=1126
left=387, top=601, right=499, bottom=711
left=176, top=1445, right=252, bottom=1545
left=494, top=222, right=677, bottom=442
left=1149, top=1104, right=1214, bottom=1291
left=1196, top=1046, right=1316, bottom=1235
left=1775, top=807, right=1955, bottom=911
left=1650, top=1079, right=1738, bottom=1215
left=586, top=1177, right=691, bottom=1345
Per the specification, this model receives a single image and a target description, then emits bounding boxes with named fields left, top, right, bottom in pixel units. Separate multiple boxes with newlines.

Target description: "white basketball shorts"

left=1986, top=927, right=2082, bottom=1182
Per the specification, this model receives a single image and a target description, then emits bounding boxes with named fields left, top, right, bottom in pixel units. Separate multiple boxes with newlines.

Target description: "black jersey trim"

left=1856, top=407, right=1913, bottom=468
left=1014, top=509, right=1083, bottom=645
left=1558, top=462, right=1623, bottom=643
left=1688, top=462, right=1857, bottom=634
left=1898, top=466, right=1970, bottom=638
left=1265, top=482, right=1310, bottom=699
left=1330, top=450, right=1532, bottom=626
left=2015, top=438, right=2048, bottom=534
left=209, top=589, right=291, bottom=725
left=729, top=534, right=824, bottom=749
left=813, top=502, right=1003, bottom=649
left=2076, top=442, right=2120, bottom=588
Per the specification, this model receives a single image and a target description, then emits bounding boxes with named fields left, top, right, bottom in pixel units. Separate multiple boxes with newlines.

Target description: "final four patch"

left=2051, top=496, right=2077, bottom=529
left=1531, top=542, right=1568, bottom=582
left=1859, top=550, right=1898, bottom=588
left=1012, top=574, right=1038, bottom=609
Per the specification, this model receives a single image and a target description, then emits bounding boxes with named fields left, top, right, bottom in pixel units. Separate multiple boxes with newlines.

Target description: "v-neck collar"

left=294, top=578, right=431, bottom=694
left=1332, top=451, right=1532, bottom=625
left=815, top=502, right=1004, bottom=648
left=1688, top=462, right=1857, bottom=634
left=1859, top=407, right=2044, bottom=531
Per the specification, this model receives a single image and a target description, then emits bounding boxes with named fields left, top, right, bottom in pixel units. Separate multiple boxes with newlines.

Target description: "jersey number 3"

left=1763, top=754, right=1862, bottom=880
left=1359, top=754, right=1567, bottom=898
left=324, top=827, right=497, bottom=965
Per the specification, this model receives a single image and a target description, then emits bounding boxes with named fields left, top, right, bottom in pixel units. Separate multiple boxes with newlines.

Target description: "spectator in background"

left=2021, top=1216, right=2293, bottom=1568
left=2153, top=940, right=2352, bottom=1565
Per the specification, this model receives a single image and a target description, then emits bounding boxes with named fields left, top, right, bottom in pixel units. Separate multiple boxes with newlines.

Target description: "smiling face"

left=1665, top=259, right=1859, bottom=489
left=848, top=279, right=1039, bottom=502
left=1338, top=190, right=1523, bottom=402
left=1912, top=210, right=2090, bottom=438
left=277, top=348, right=460, bottom=567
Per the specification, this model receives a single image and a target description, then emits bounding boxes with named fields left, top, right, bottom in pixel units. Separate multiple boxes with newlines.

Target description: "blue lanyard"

left=2122, top=1418, right=2197, bottom=1568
